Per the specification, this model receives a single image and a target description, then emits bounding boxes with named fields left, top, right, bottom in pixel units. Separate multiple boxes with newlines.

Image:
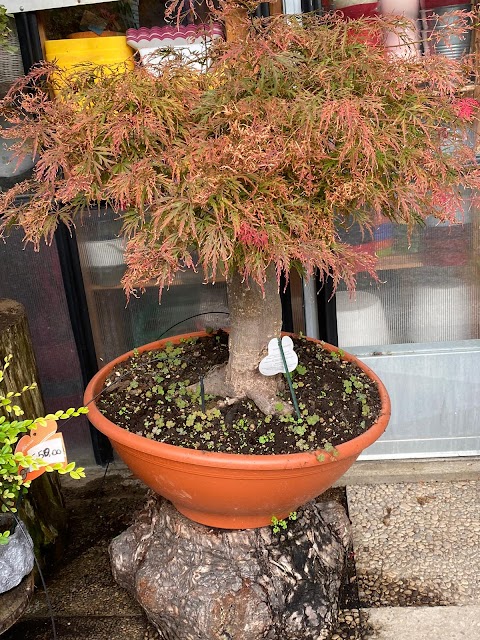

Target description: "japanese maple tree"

left=1, top=4, right=479, bottom=414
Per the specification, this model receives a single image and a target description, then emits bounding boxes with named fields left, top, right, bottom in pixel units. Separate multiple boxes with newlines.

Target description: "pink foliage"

left=238, top=223, right=269, bottom=249
left=452, top=98, right=480, bottom=122
left=0, top=10, right=479, bottom=299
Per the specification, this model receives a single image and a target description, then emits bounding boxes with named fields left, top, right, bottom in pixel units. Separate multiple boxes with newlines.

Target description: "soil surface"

left=96, top=331, right=381, bottom=455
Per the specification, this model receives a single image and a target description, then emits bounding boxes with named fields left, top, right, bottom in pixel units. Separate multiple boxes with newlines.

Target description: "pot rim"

left=84, top=331, right=391, bottom=469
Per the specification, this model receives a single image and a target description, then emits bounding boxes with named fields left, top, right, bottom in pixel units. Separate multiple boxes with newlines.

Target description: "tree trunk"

left=110, top=495, right=351, bottom=640
left=203, top=265, right=287, bottom=414
left=0, top=299, right=68, bottom=571
left=225, top=265, right=285, bottom=413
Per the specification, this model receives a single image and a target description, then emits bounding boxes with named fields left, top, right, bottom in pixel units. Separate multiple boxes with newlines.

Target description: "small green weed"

left=271, top=511, right=298, bottom=534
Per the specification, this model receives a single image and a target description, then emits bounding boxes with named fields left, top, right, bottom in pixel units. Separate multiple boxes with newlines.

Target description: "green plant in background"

left=0, top=5, right=16, bottom=53
left=0, top=355, right=86, bottom=544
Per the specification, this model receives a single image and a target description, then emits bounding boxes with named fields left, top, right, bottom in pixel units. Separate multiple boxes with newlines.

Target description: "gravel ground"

left=331, top=609, right=374, bottom=640
left=347, top=480, right=480, bottom=608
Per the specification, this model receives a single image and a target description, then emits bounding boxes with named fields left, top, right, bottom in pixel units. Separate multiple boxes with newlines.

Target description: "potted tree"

left=0, top=4, right=478, bottom=528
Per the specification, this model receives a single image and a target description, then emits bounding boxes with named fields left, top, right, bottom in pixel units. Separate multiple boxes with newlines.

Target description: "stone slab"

left=366, top=606, right=480, bottom=640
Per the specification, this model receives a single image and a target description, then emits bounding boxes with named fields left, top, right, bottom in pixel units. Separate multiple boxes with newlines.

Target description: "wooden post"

left=0, top=299, right=68, bottom=571
left=270, top=0, right=284, bottom=15
left=225, top=2, right=283, bottom=40
left=225, top=7, right=249, bottom=41
left=0, top=573, right=34, bottom=635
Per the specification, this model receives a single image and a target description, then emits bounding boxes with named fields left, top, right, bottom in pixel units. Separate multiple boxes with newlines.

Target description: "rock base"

left=110, top=496, right=351, bottom=640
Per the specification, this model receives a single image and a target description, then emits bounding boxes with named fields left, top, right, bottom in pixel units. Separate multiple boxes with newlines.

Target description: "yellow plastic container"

left=44, top=35, right=134, bottom=72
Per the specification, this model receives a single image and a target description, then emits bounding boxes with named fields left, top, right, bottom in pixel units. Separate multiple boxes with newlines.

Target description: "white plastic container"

left=84, top=238, right=125, bottom=268
left=409, top=279, right=473, bottom=343
left=380, top=0, right=419, bottom=18
left=381, top=0, right=421, bottom=59
left=336, top=291, right=391, bottom=347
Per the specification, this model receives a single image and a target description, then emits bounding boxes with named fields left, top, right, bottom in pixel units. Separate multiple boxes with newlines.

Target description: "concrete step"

left=335, top=457, right=480, bottom=486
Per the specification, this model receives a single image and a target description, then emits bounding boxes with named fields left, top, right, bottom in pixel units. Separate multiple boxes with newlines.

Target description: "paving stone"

left=347, top=481, right=480, bottom=607
left=366, top=606, right=480, bottom=640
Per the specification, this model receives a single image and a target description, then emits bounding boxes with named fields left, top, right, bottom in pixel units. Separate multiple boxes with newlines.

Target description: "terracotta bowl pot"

left=84, top=332, right=390, bottom=529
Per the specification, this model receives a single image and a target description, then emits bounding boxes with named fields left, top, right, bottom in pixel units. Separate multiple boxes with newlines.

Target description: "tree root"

left=197, top=364, right=293, bottom=416
left=198, top=364, right=229, bottom=398
left=246, top=387, right=293, bottom=416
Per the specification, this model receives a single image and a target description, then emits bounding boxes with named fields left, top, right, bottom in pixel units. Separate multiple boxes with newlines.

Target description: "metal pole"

left=302, top=277, right=320, bottom=339
left=282, top=0, right=302, bottom=15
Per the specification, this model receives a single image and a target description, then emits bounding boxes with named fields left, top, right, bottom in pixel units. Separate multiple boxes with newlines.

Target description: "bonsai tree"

left=0, top=3, right=479, bottom=416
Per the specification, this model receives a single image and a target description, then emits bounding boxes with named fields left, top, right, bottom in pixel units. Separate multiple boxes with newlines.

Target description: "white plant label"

left=259, top=336, right=299, bottom=376
left=27, top=434, right=68, bottom=468
left=15, top=419, right=69, bottom=482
